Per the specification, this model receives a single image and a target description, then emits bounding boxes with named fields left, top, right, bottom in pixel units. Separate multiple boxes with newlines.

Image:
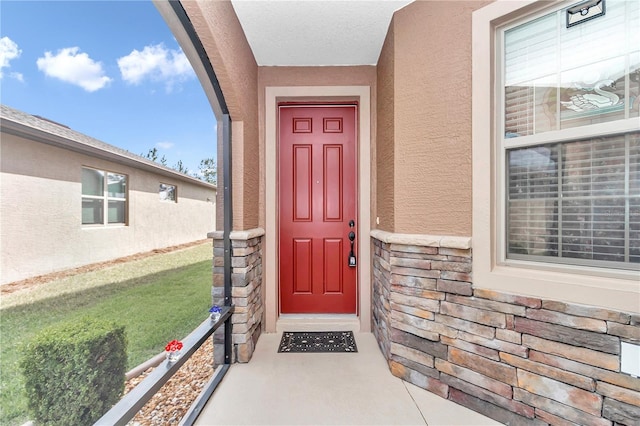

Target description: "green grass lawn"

left=0, top=242, right=213, bottom=426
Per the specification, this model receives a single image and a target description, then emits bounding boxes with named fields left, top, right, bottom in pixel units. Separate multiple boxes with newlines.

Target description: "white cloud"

left=156, top=141, right=174, bottom=150
left=0, top=36, right=22, bottom=79
left=36, top=47, right=112, bottom=92
left=117, top=43, right=194, bottom=91
left=9, top=72, right=24, bottom=82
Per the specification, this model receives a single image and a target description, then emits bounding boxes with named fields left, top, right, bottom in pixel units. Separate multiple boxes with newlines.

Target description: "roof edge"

left=0, top=106, right=216, bottom=189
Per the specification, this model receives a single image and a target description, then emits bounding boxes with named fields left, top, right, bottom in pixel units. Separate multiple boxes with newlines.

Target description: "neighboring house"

left=0, top=104, right=216, bottom=285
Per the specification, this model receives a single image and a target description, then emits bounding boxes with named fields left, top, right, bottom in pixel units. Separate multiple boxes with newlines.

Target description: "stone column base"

left=209, top=228, right=265, bottom=363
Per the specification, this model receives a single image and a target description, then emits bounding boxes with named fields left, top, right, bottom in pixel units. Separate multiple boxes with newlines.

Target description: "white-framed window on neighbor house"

left=159, top=183, right=177, bottom=202
left=81, top=167, right=128, bottom=225
left=472, top=0, right=640, bottom=312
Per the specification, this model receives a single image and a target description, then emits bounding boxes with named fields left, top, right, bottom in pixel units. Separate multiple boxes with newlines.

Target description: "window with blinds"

left=508, top=133, right=639, bottom=267
left=502, top=0, right=640, bottom=269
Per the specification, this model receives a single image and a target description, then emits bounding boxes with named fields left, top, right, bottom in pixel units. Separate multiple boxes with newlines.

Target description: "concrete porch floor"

left=195, top=333, right=503, bottom=425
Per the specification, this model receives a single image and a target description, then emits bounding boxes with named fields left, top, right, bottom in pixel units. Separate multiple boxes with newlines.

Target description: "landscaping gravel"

left=125, top=338, right=216, bottom=425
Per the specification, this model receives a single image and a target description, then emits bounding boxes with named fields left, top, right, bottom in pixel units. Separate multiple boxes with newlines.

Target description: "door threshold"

left=276, top=314, right=360, bottom=333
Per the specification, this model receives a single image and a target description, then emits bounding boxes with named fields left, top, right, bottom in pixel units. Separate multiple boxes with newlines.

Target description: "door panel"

left=293, top=145, right=312, bottom=221
left=324, top=145, right=343, bottom=221
left=279, top=106, right=357, bottom=314
left=293, top=239, right=312, bottom=293
left=323, top=238, right=343, bottom=293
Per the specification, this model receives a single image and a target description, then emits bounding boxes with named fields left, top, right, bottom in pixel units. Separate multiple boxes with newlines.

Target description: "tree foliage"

left=197, top=158, right=217, bottom=184
left=142, top=148, right=167, bottom=166
left=142, top=148, right=216, bottom=185
left=173, top=159, right=189, bottom=175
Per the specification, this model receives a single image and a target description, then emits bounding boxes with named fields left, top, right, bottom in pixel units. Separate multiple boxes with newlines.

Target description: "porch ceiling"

left=230, top=0, right=414, bottom=66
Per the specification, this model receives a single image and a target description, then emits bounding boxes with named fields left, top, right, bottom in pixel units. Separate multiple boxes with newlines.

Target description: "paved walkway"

left=195, top=333, right=502, bottom=425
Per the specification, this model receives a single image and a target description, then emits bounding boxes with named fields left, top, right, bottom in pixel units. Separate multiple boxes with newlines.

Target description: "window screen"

left=507, top=132, right=639, bottom=267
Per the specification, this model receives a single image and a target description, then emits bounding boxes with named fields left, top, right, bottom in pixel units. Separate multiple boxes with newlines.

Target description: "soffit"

left=230, top=0, right=414, bottom=66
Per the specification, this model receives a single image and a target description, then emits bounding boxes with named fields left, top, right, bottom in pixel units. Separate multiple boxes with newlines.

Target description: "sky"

left=0, top=0, right=217, bottom=176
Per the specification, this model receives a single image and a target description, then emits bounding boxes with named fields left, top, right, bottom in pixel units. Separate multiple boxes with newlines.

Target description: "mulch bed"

left=1, top=240, right=209, bottom=295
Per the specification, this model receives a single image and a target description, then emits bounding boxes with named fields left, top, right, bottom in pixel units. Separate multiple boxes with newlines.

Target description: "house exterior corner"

left=0, top=105, right=216, bottom=285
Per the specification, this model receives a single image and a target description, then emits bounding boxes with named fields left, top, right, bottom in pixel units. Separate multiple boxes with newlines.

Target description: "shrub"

left=20, top=317, right=127, bottom=425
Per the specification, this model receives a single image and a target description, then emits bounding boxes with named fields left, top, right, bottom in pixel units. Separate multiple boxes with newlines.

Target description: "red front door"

left=279, top=105, right=357, bottom=314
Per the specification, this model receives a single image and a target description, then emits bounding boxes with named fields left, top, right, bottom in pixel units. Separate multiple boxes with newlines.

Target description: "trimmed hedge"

left=20, top=317, right=127, bottom=425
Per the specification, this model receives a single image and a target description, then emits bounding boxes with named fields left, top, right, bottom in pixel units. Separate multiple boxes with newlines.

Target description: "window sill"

left=81, top=224, right=128, bottom=229
left=473, top=260, right=640, bottom=314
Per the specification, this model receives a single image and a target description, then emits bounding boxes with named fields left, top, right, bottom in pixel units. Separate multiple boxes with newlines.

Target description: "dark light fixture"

left=567, top=0, right=606, bottom=28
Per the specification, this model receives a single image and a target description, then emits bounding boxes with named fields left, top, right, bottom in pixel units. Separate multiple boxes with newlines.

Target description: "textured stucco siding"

left=0, top=134, right=215, bottom=284
left=183, top=0, right=259, bottom=230
left=376, top=0, right=489, bottom=236
left=376, top=21, right=395, bottom=232
left=257, top=65, right=377, bottom=228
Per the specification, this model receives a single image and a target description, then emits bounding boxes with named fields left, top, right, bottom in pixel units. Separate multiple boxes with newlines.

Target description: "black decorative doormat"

left=278, top=331, right=358, bottom=353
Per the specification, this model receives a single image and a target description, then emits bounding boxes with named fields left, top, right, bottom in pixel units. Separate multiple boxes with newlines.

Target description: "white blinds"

left=507, top=133, right=640, bottom=266
left=629, top=138, right=640, bottom=264
left=503, top=0, right=639, bottom=138
left=508, top=145, right=559, bottom=257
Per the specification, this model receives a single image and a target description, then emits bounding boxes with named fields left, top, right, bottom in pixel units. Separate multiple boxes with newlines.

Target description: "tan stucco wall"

left=182, top=0, right=259, bottom=230
left=376, top=21, right=395, bottom=232
left=0, top=134, right=215, bottom=284
left=377, top=0, right=490, bottom=236
left=257, top=66, right=377, bottom=228
left=258, top=66, right=377, bottom=89
left=182, top=0, right=485, bottom=236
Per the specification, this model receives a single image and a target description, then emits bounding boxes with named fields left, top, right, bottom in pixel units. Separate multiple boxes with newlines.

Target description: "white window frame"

left=81, top=167, right=128, bottom=226
left=472, top=0, right=640, bottom=313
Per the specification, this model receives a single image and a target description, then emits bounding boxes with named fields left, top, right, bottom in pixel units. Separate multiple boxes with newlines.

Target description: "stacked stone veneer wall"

left=371, top=231, right=640, bottom=426
left=210, top=229, right=264, bottom=364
